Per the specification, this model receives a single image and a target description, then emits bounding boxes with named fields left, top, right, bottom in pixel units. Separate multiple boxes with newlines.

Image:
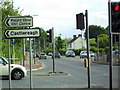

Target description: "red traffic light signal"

left=115, top=5, right=120, bottom=11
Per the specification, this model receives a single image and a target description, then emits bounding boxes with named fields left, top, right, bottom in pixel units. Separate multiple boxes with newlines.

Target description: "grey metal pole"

left=97, top=36, right=99, bottom=61
left=52, top=27, right=55, bottom=73
left=33, top=38, right=36, bottom=64
left=85, top=10, right=91, bottom=88
left=108, top=0, right=113, bottom=90
left=22, top=39, right=25, bottom=66
left=29, top=38, right=33, bottom=90
left=8, top=39, right=12, bottom=90
left=12, top=39, right=15, bottom=64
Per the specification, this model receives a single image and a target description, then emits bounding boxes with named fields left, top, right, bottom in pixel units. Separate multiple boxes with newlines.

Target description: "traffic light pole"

left=108, top=1, right=113, bottom=90
left=85, top=10, right=91, bottom=88
left=52, top=27, right=55, bottom=73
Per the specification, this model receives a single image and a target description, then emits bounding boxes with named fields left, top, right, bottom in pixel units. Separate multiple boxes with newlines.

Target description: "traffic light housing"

left=46, top=29, right=52, bottom=43
left=76, top=13, right=85, bottom=30
left=116, top=33, right=119, bottom=42
left=111, top=2, right=120, bottom=33
left=113, top=33, right=119, bottom=44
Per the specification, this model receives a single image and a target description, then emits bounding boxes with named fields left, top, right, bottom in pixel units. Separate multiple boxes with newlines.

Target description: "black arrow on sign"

left=4, top=30, right=10, bottom=38
left=6, top=18, right=10, bottom=27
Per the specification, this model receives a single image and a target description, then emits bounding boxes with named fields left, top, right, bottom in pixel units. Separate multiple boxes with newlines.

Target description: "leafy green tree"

left=1, top=1, right=22, bottom=59
left=98, top=34, right=109, bottom=48
left=34, top=27, right=47, bottom=52
left=85, top=25, right=108, bottom=39
left=55, top=35, right=66, bottom=52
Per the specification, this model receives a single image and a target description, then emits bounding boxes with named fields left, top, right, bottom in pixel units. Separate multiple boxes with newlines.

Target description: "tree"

left=98, top=34, right=109, bottom=48
left=34, top=27, right=47, bottom=52
left=1, top=1, right=22, bottom=58
left=84, top=25, right=108, bottom=39
left=55, top=35, right=65, bottom=52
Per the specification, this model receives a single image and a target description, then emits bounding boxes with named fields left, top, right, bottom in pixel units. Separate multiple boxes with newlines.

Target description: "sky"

left=8, top=0, right=120, bottom=38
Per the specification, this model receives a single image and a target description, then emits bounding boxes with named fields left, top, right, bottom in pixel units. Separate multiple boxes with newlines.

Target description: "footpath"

left=16, top=58, right=43, bottom=71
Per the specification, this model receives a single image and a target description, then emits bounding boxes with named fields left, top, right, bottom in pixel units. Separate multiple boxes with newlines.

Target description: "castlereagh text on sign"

left=4, top=29, right=40, bottom=39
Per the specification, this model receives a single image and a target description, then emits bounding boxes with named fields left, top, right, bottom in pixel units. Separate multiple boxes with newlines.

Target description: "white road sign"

left=4, top=29, right=40, bottom=39
left=4, top=16, right=33, bottom=27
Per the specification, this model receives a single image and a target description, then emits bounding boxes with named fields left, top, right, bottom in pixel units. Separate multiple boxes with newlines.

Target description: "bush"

left=59, top=48, right=66, bottom=55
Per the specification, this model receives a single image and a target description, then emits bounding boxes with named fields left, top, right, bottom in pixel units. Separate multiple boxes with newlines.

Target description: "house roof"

left=67, top=36, right=79, bottom=44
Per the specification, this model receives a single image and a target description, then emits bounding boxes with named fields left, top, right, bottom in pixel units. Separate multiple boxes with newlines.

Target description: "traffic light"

left=113, top=33, right=119, bottom=44
left=116, top=33, right=119, bottom=42
left=46, top=29, right=52, bottom=43
left=76, top=13, right=85, bottom=30
left=111, top=2, right=120, bottom=33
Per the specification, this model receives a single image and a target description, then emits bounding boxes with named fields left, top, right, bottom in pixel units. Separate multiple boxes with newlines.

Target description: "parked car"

left=112, top=50, right=119, bottom=55
left=65, top=50, right=75, bottom=57
left=80, top=51, right=94, bottom=58
left=52, top=52, right=61, bottom=58
left=39, top=53, right=47, bottom=59
left=48, top=52, right=53, bottom=56
left=0, top=56, right=27, bottom=80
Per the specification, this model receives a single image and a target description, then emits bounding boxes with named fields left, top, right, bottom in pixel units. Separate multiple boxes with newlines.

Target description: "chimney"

left=73, top=35, right=77, bottom=39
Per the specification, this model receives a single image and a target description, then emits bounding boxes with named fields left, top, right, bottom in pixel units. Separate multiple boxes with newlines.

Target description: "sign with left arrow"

left=4, top=16, right=33, bottom=27
left=4, top=29, right=40, bottom=39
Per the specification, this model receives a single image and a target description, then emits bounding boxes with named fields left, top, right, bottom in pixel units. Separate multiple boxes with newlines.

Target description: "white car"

left=80, top=51, right=94, bottom=58
left=0, top=56, right=27, bottom=80
left=65, top=50, right=75, bottom=57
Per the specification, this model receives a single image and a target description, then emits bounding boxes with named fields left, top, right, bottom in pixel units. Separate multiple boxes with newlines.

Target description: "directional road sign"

left=4, top=16, right=33, bottom=27
left=4, top=29, right=40, bottom=39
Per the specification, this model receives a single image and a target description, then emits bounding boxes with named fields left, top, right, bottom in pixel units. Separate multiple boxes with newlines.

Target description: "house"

left=67, top=34, right=86, bottom=49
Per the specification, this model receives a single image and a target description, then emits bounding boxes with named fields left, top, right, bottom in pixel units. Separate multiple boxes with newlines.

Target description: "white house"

left=67, top=34, right=86, bottom=49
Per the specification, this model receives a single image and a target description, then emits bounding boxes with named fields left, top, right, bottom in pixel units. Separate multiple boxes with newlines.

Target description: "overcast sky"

left=10, top=0, right=119, bottom=38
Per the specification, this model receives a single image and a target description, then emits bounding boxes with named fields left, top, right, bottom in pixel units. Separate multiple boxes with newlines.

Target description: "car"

left=52, top=52, right=61, bottom=58
left=65, top=50, right=75, bottom=57
left=80, top=51, right=94, bottom=58
left=39, top=53, right=47, bottom=59
left=112, top=50, right=119, bottom=55
left=48, top=52, right=53, bottom=56
left=0, top=56, right=27, bottom=80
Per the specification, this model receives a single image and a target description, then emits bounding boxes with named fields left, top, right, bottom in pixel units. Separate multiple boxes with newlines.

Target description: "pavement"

left=17, top=58, right=43, bottom=71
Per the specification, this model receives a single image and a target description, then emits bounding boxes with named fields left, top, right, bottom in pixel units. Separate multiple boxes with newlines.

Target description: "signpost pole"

left=12, top=39, right=15, bottom=64
left=22, top=38, right=25, bottom=66
left=8, top=39, right=12, bottom=90
left=29, top=37, right=33, bottom=90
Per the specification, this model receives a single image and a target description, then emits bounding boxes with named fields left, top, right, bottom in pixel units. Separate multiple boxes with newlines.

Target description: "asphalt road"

left=1, top=56, right=119, bottom=89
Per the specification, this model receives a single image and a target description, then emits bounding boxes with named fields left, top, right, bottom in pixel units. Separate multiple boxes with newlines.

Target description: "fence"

left=92, top=54, right=120, bottom=65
